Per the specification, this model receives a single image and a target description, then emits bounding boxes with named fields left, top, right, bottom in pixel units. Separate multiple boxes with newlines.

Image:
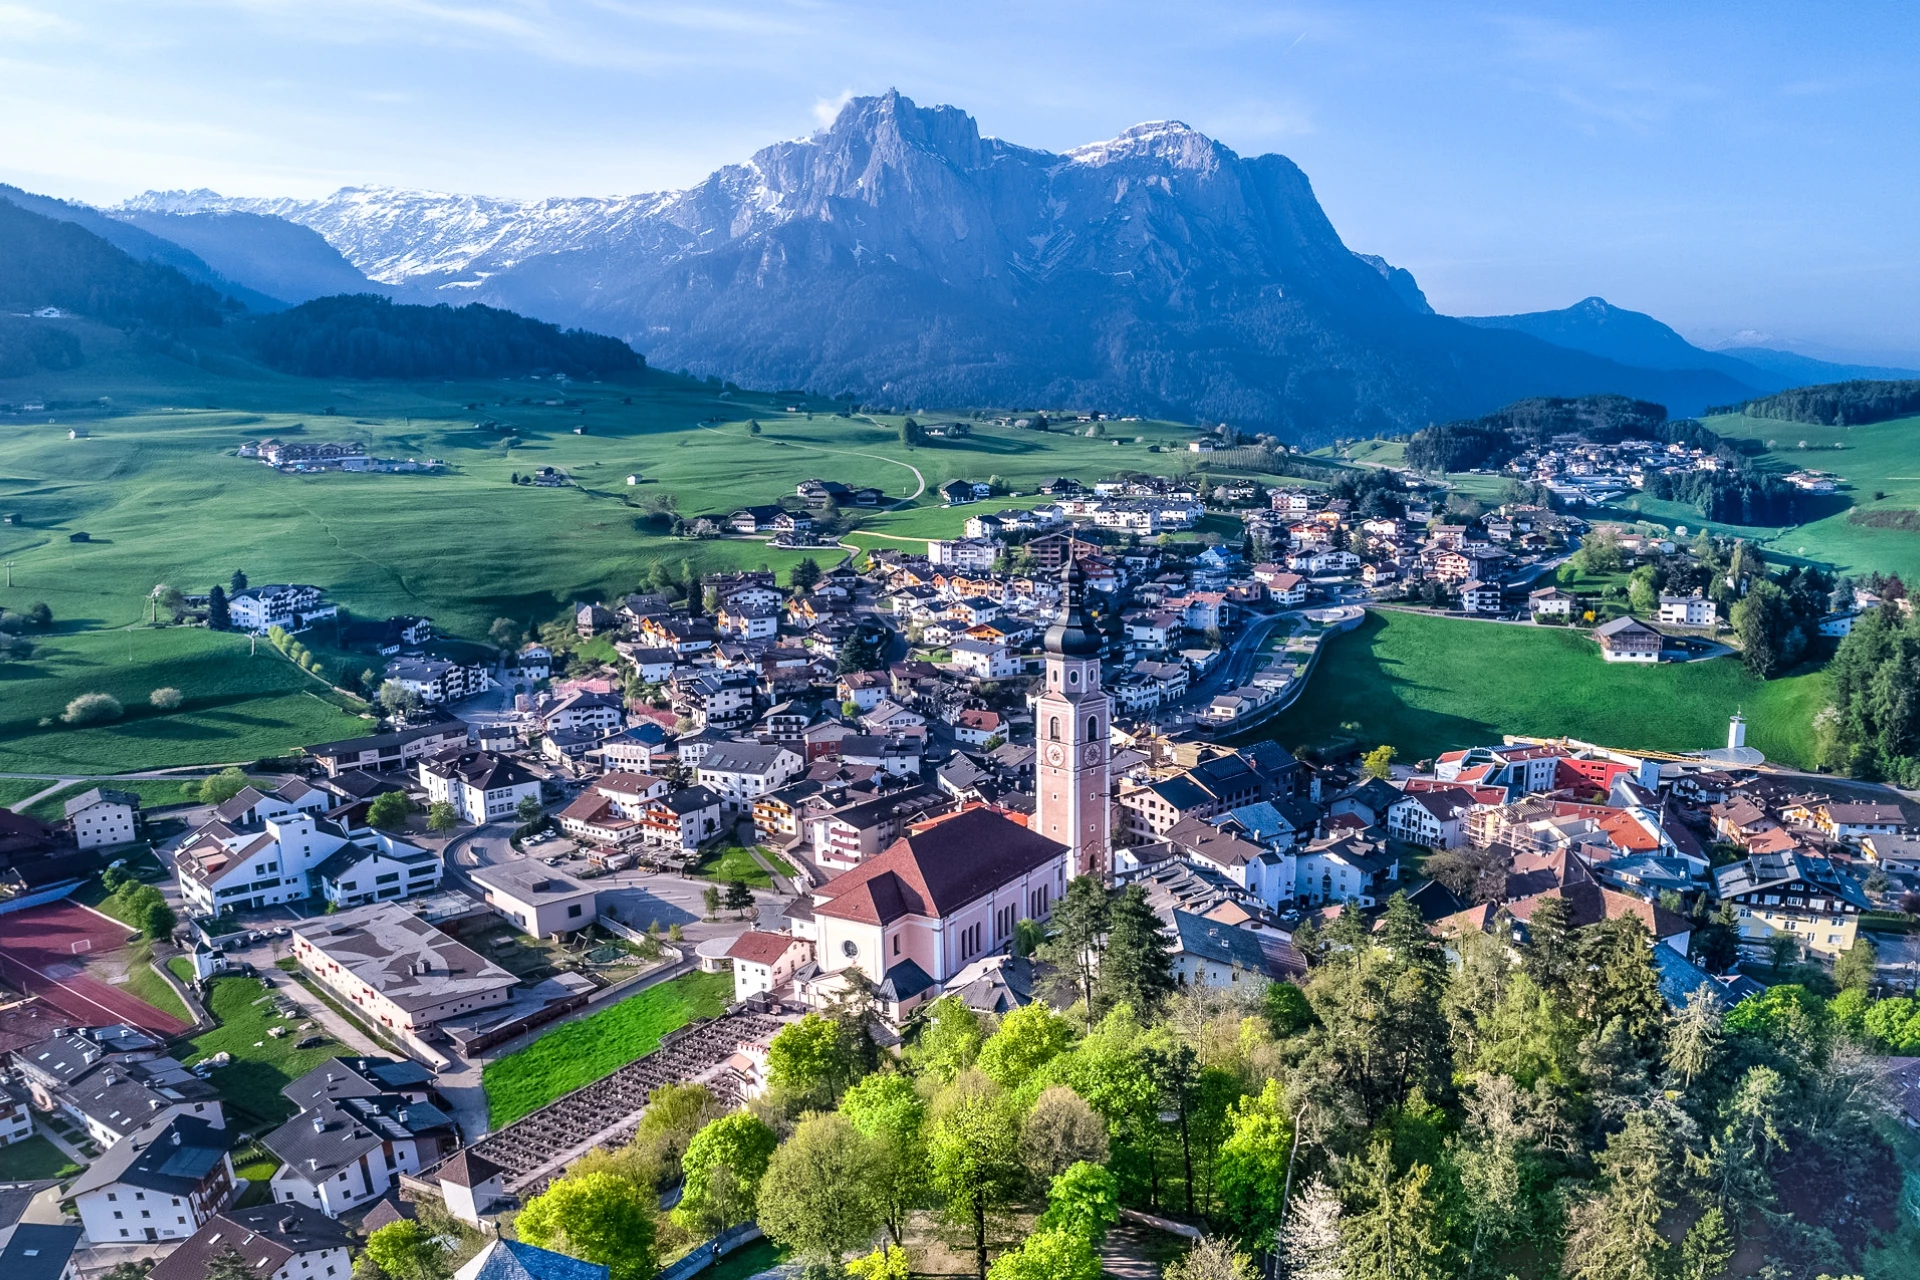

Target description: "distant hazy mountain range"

left=11, top=92, right=1913, bottom=435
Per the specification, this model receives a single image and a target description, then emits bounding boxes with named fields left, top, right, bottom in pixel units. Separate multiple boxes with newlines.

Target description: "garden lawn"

left=482, top=969, right=732, bottom=1127
left=120, top=942, right=190, bottom=1023
left=1264, top=609, right=1826, bottom=768
left=0, top=627, right=369, bottom=775
left=694, top=1240, right=789, bottom=1280
left=689, top=845, right=772, bottom=888
left=0, top=1134, right=80, bottom=1180
left=180, top=974, right=345, bottom=1129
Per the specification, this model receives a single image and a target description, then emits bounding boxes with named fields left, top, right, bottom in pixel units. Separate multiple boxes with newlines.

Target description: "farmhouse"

left=1593, top=615, right=1664, bottom=663
left=64, top=787, right=139, bottom=850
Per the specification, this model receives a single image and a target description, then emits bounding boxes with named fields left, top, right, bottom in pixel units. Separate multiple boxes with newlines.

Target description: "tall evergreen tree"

left=1338, top=1141, right=1449, bottom=1280
left=1039, top=875, right=1110, bottom=1026
left=1095, top=884, right=1175, bottom=1017
left=206, top=584, right=230, bottom=631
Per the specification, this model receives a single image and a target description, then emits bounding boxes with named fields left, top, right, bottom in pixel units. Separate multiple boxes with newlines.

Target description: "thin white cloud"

left=812, top=89, right=854, bottom=127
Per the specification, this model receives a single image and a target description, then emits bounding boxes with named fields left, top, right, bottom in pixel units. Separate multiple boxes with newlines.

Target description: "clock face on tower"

left=1044, top=743, right=1065, bottom=766
left=1083, top=743, right=1103, bottom=765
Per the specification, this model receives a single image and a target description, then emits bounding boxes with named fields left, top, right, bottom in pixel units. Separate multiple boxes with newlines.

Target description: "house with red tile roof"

left=787, top=808, right=1069, bottom=1021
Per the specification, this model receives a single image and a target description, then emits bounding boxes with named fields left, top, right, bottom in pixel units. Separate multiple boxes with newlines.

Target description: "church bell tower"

left=1034, top=551, right=1111, bottom=882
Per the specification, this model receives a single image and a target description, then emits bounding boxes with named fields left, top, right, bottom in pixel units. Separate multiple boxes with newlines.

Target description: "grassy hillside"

left=0, top=627, right=367, bottom=774
left=1697, top=410, right=1920, bottom=584
left=0, top=328, right=1203, bottom=772
left=1266, top=610, right=1826, bottom=768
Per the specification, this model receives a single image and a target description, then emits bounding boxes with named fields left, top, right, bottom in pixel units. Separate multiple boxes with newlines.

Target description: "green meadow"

left=1265, top=610, right=1827, bottom=768
left=0, top=327, right=1201, bottom=774
left=0, top=626, right=368, bottom=774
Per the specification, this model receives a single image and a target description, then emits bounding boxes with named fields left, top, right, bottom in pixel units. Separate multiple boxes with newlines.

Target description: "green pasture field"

left=482, top=969, right=732, bottom=1127
left=1264, top=610, right=1826, bottom=768
left=23, top=776, right=224, bottom=819
left=1698, top=410, right=1920, bottom=583
left=0, top=778, right=52, bottom=807
left=0, top=626, right=368, bottom=775
left=0, top=331, right=1203, bottom=774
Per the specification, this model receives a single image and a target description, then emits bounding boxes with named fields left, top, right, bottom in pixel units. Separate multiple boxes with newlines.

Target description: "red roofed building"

left=726, top=931, right=812, bottom=1002
left=790, top=807, right=1070, bottom=1019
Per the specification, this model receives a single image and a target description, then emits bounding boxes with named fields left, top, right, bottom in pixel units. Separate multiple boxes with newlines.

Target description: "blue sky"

left=4, top=0, right=1916, bottom=358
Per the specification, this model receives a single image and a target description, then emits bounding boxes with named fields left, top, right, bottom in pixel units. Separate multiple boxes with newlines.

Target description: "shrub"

left=149, top=687, right=184, bottom=709
left=62, top=692, right=124, bottom=725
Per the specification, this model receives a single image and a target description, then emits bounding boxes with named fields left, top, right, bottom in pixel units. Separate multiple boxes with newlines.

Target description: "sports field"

left=1264, top=609, right=1826, bottom=768
left=0, top=899, right=189, bottom=1035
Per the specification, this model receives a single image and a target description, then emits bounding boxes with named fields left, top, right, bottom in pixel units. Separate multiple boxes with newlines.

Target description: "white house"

left=228, top=585, right=336, bottom=635
left=725, top=931, right=813, bottom=1002
left=383, top=658, right=490, bottom=705
left=69, top=1115, right=236, bottom=1246
left=146, top=1204, right=353, bottom=1280
left=262, top=1093, right=458, bottom=1217
left=1386, top=789, right=1474, bottom=850
left=1658, top=593, right=1717, bottom=627
left=1294, top=834, right=1399, bottom=907
left=927, top=538, right=1000, bottom=571
left=1528, top=587, right=1575, bottom=618
left=417, top=750, right=542, bottom=824
left=65, top=788, right=139, bottom=850
left=858, top=700, right=927, bottom=736
left=951, top=709, right=1003, bottom=747
left=696, top=743, right=805, bottom=815
left=948, top=640, right=1018, bottom=681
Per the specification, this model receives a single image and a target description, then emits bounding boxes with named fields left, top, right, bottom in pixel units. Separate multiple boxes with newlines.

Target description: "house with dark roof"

left=262, top=1092, right=458, bottom=1217
left=281, top=1058, right=433, bottom=1113
left=455, top=1240, right=606, bottom=1280
left=433, top=1150, right=507, bottom=1226
left=790, top=808, right=1069, bottom=1021
left=69, top=1115, right=235, bottom=1245
left=1167, top=911, right=1305, bottom=989
left=1713, top=847, right=1871, bottom=960
left=147, top=1204, right=351, bottom=1280
left=0, top=1223, right=80, bottom=1280
left=14, top=1030, right=223, bottom=1147
left=417, top=749, right=542, bottom=825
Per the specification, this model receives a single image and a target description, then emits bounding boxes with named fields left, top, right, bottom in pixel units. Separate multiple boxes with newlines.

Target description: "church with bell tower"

left=1034, top=552, right=1112, bottom=882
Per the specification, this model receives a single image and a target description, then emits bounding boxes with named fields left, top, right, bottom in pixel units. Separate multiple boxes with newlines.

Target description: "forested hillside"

left=0, top=196, right=229, bottom=332
left=1726, top=378, right=1920, bottom=427
left=241, top=294, right=642, bottom=379
left=0, top=199, right=644, bottom=381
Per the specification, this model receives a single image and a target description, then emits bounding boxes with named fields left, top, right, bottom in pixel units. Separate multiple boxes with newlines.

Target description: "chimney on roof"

left=172, top=1130, right=182, bottom=1146
left=312, top=1114, right=326, bottom=1133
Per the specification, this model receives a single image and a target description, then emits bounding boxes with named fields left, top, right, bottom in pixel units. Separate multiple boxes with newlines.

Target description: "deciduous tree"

left=757, top=1112, right=880, bottom=1262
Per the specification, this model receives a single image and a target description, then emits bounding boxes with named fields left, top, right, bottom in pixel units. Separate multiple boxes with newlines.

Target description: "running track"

left=0, top=900, right=189, bottom=1035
